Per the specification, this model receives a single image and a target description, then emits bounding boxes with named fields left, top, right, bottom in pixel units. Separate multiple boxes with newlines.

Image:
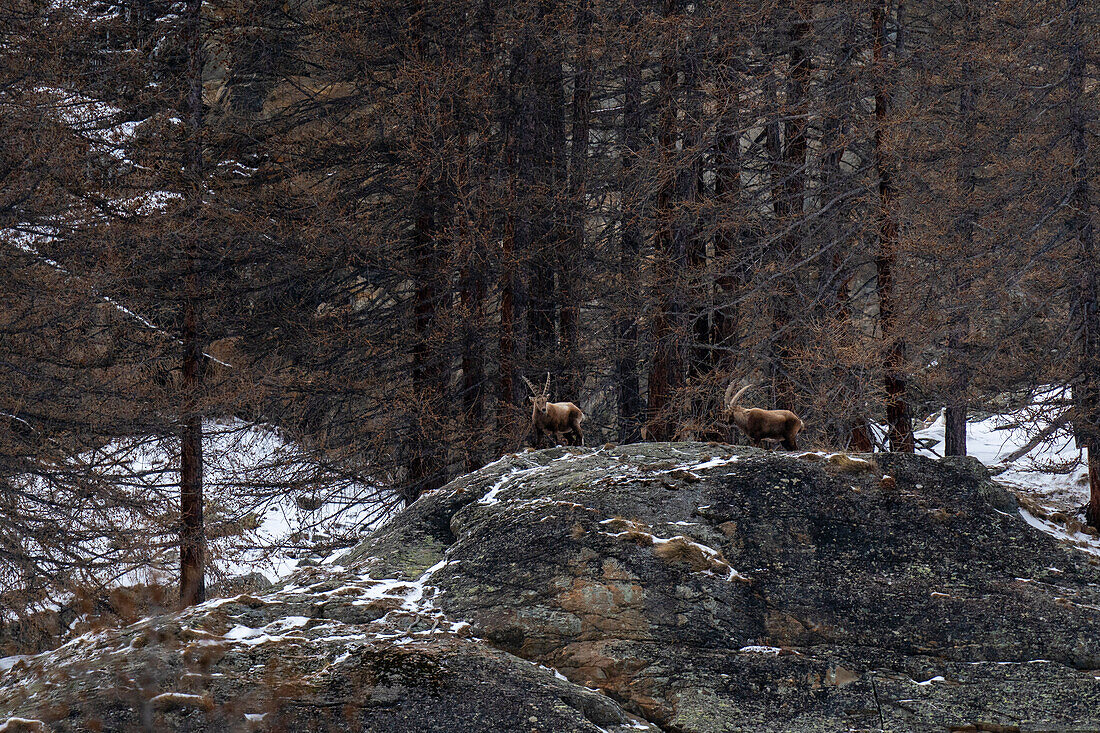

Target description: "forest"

left=1, top=0, right=1097, bottom=615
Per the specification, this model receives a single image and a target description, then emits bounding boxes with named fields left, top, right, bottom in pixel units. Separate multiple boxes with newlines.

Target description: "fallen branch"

left=1000, top=412, right=1073, bottom=464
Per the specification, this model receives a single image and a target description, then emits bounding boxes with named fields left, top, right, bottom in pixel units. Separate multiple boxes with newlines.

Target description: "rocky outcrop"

left=3, top=444, right=1100, bottom=732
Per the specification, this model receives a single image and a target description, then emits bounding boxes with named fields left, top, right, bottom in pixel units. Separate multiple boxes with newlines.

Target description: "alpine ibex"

left=523, top=373, right=585, bottom=448
left=723, top=383, right=804, bottom=450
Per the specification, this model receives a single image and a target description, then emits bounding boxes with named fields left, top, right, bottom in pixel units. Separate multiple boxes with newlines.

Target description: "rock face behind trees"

left=3, top=444, right=1100, bottom=732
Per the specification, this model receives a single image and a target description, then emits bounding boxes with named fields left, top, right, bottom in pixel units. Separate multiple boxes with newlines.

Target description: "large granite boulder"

left=3, top=443, right=1100, bottom=732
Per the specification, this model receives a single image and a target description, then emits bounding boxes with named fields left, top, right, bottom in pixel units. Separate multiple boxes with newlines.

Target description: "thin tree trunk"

left=709, top=54, right=742, bottom=443
left=647, top=0, right=686, bottom=441
left=560, top=0, right=591, bottom=400
left=616, top=51, right=644, bottom=443
left=499, top=203, right=528, bottom=414
left=1066, top=0, right=1100, bottom=526
left=179, top=0, right=205, bottom=607
left=407, top=195, right=443, bottom=504
left=873, top=0, right=914, bottom=453
left=461, top=258, right=485, bottom=471
left=818, top=111, right=870, bottom=450
left=406, top=13, right=450, bottom=504
left=524, top=17, right=565, bottom=367
left=681, top=39, right=708, bottom=438
left=499, top=201, right=522, bottom=418
left=499, top=40, right=530, bottom=436
left=770, top=6, right=810, bottom=413
left=712, top=70, right=741, bottom=377
left=945, top=1, right=979, bottom=457
left=180, top=301, right=204, bottom=606
left=460, top=0, right=493, bottom=472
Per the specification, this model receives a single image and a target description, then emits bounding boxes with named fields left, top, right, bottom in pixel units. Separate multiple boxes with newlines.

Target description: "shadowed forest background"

left=1, top=0, right=1097, bottom=614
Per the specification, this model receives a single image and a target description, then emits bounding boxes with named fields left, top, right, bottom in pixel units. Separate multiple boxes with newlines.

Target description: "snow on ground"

left=738, top=646, right=782, bottom=655
left=1017, top=508, right=1100, bottom=558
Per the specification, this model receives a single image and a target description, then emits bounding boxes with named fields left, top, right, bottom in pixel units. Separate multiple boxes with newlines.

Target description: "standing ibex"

left=723, top=383, right=804, bottom=450
left=523, top=373, right=585, bottom=448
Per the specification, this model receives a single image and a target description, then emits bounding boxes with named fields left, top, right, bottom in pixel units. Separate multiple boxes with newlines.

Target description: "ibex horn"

left=724, top=381, right=739, bottom=406
left=727, top=384, right=752, bottom=407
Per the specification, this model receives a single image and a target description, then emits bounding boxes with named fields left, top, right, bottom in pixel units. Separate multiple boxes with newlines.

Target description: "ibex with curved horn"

left=523, top=373, right=585, bottom=448
left=723, top=383, right=804, bottom=450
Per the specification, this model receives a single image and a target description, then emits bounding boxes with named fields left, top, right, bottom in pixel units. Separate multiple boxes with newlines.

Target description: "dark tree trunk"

left=460, top=228, right=486, bottom=472
left=521, top=17, right=565, bottom=369
left=769, top=8, right=810, bottom=413
left=1066, top=0, right=1100, bottom=526
left=616, top=51, right=644, bottom=443
left=682, top=40, right=714, bottom=441
left=708, top=55, right=742, bottom=444
left=647, top=1, right=688, bottom=441
left=407, top=196, right=445, bottom=505
left=459, top=0, right=493, bottom=472
left=560, top=0, right=592, bottom=401
left=405, top=14, right=450, bottom=504
left=712, top=77, right=742, bottom=376
left=945, top=1, right=980, bottom=457
left=499, top=203, right=525, bottom=419
left=683, top=41, right=707, bottom=382
left=944, top=327, right=969, bottom=455
left=873, top=0, right=914, bottom=453
left=819, top=111, right=870, bottom=450
left=499, top=37, right=531, bottom=433
left=180, top=300, right=204, bottom=607
left=179, top=0, right=205, bottom=608
left=461, top=285, right=485, bottom=470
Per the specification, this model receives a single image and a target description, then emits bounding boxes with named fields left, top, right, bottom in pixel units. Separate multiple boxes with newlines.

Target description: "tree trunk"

left=769, top=5, right=811, bottom=413
left=180, top=299, right=204, bottom=607
left=819, top=110, right=871, bottom=450
left=522, top=17, right=565, bottom=369
left=712, top=65, right=741, bottom=377
left=560, top=0, right=591, bottom=400
left=499, top=39, right=530, bottom=435
left=682, top=40, right=709, bottom=438
left=405, top=12, right=451, bottom=504
left=499, top=202, right=526, bottom=421
left=460, top=228, right=486, bottom=472
left=873, top=0, right=914, bottom=453
left=709, top=51, right=743, bottom=443
left=647, top=1, right=687, bottom=441
left=179, top=0, right=205, bottom=608
left=616, top=49, right=644, bottom=443
left=944, top=332, right=969, bottom=455
left=945, top=0, right=980, bottom=457
left=407, top=195, right=444, bottom=505
left=459, top=0, right=493, bottom=472
left=1066, top=0, right=1100, bottom=526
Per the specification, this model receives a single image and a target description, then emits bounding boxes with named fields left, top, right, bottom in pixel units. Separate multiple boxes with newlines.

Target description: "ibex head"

left=522, top=373, right=552, bottom=415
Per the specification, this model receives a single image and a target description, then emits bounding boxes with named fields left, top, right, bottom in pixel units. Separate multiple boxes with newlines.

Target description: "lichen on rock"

left=3, top=443, right=1100, bottom=732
